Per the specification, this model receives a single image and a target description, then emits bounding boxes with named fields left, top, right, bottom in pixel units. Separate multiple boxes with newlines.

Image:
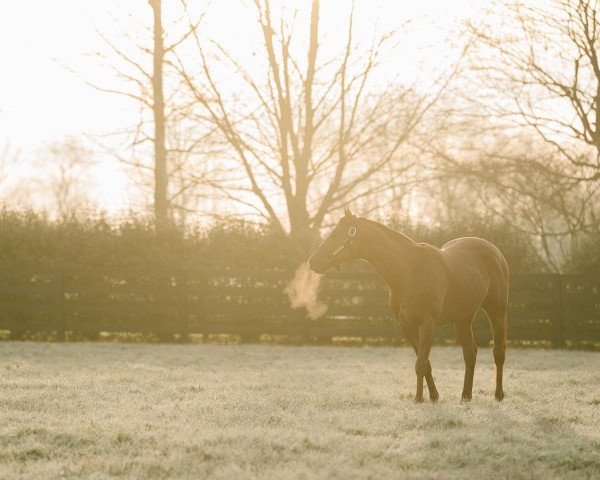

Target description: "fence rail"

left=0, top=267, right=599, bottom=346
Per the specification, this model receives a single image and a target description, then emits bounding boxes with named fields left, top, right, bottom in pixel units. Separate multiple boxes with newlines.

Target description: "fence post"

left=179, top=270, right=190, bottom=343
left=195, top=270, right=208, bottom=343
left=552, top=274, right=564, bottom=348
left=56, top=269, right=66, bottom=342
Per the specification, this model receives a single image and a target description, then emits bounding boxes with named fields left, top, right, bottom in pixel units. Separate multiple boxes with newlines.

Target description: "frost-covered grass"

left=0, top=342, right=599, bottom=479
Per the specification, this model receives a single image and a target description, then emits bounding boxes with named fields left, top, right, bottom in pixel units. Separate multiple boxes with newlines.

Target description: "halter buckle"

left=328, top=225, right=358, bottom=270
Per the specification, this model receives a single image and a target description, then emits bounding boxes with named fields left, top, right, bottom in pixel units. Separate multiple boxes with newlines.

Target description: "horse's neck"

left=358, top=219, right=417, bottom=288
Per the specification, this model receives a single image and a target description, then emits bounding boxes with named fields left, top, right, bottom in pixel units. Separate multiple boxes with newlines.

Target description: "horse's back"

left=441, top=237, right=508, bottom=276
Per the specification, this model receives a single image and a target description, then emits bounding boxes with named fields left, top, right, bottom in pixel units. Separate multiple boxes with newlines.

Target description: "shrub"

left=0, top=209, right=547, bottom=273
left=564, top=233, right=600, bottom=274
left=388, top=215, right=548, bottom=274
left=0, top=210, right=309, bottom=271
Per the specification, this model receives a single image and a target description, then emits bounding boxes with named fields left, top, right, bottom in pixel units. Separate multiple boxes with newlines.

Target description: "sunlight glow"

left=0, top=0, right=479, bottom=217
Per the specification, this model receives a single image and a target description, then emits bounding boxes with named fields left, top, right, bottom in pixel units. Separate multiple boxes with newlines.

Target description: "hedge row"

left=0, top=209, right=552, bottom=273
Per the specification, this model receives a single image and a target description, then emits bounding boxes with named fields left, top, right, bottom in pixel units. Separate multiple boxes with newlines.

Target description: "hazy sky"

left=0, top=0, right=477, bottom=213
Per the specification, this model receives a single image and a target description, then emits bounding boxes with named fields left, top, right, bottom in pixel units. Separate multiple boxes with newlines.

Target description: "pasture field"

left=0, top=342, right=599, bottom=479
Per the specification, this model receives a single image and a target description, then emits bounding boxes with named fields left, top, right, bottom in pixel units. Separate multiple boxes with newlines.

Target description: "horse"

left=308, top=207, right=509, bottom=402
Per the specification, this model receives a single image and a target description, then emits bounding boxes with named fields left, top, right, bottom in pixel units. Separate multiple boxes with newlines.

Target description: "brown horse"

left=308, top=208, right=509, bottom=402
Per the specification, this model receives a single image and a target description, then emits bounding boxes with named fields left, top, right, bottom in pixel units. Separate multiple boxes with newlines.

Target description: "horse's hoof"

left=461, top=395, right=472, bottom=402
left=495, top=391, right=505, bottom=401
left=414, top=396, right=425, bottom=404
left=430, top=392, right=439, bottom=402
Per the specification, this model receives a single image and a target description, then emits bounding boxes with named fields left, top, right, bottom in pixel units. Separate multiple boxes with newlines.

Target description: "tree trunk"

left=288, top=0, right=319, bottom=245
left=289, top=202, right=311, bottom=242
left=149, top=0, right=169, bottom=234
left=288, top=198, right=319, bottom=252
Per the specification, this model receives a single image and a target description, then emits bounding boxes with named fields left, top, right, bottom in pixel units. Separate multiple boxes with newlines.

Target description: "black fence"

left=0, top=267, right=599, bottom=347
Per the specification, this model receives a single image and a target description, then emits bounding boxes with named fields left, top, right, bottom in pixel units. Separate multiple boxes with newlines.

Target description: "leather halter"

left=327, top=226, right=357, bottom=270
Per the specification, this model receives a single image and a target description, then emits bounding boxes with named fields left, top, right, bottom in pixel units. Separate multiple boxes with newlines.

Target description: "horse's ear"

left=344, top=206, right=353, bottom=217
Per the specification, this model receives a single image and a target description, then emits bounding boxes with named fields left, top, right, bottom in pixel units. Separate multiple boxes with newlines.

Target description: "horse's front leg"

left=400, top=322, right=438, bottom=402
left=414, top=315, right=435, bottom=403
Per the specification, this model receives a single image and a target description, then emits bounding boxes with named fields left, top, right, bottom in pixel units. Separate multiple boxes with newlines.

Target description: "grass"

left=0, top=342, right=599, bottom=479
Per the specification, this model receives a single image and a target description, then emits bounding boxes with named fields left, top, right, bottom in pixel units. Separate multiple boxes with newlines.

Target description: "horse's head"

left=308, top=207, right=360, bottom=274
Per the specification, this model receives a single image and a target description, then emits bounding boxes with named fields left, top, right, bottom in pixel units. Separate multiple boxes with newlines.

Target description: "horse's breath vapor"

left=284, top=263, right=328, bottom=320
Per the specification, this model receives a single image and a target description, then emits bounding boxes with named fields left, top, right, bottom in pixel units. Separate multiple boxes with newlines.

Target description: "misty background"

left=2, top=0, right=600, bottom=272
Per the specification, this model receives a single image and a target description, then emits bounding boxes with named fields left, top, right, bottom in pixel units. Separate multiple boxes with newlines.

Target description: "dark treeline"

left=0, top=209, right=572, bottom=274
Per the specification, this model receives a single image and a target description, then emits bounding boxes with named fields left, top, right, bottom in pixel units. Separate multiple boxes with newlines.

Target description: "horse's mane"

left=358, top=217, right=415, bottom=245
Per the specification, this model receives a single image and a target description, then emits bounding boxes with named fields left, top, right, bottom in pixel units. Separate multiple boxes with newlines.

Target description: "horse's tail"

left=482, top=240, right=509, bottom=339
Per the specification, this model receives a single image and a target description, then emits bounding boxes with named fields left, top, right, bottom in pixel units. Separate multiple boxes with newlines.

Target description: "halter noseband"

left=327, top=226, right=357, bottom=270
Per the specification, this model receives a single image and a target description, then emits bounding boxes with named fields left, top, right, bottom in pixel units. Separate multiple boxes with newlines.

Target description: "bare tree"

left=469, top=0, right=600, bottom=183
left=148, top=0, right=169, bottom=232
left=416, top=106, right=600, bottom=270
left=0, top=141, right=22, bottom=206
left=77, top=1, right=206, bottom=233
left=0, top=141, right=17, bottom=185
left=174, top=0, right=460, bottom=240
left=38, top=137, right=97, bottom=219
left=396, top=1, right=600, bottom=269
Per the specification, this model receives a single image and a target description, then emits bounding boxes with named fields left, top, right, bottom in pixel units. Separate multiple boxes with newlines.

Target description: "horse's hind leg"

left=454, top=316, right=477, bottom=401
left=485, top=306, right=507, bottom=401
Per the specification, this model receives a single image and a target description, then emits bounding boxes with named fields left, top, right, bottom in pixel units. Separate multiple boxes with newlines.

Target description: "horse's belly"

left=439, top=287, right=487, bottom=324
left=436, top=311, right=455, bottom=326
